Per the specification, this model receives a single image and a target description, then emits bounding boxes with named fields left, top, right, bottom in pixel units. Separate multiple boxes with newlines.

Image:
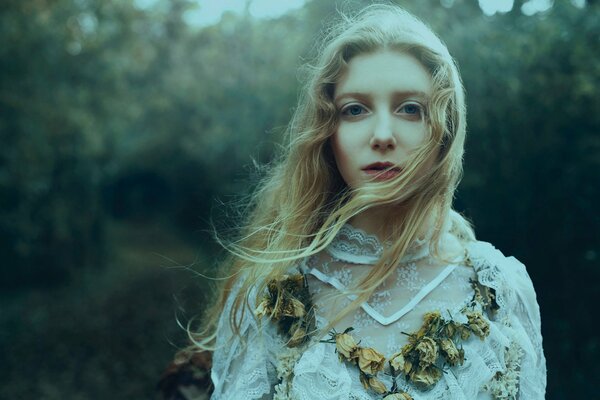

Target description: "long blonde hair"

left=190, top=4, right=475, bottom=351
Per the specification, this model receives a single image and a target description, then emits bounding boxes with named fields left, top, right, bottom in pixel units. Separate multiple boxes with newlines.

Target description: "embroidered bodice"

left=209, top=217, right=547, bottom=400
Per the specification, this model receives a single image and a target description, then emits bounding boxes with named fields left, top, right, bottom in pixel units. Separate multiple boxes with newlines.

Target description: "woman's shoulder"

left=464, top=239, right=540, bottom=317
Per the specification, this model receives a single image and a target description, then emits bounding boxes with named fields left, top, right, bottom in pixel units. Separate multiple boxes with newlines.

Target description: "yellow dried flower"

left=458, top=324, right=471, bottom=340
left=335, top=333, right=359, bottom=361
left=389, top=352, right=405, bottom=374
left=403, top=358, right=413, bottom=375
left=357, top=347, right=386, bottom=375
left=287, top=323, right=307, bottom=348
left=367, top=376, right=388, bottom=394
left=415, top=336, right=438, bottom=366
left=466, top=311, right=490, bottom=339
left=422, top=311, right=442, bottom=332
left=282, top=298, right=306, bottom=318
left=409, top=365, right=443, bottom=388
left=383, top=393, right=414, bottom=400
left=486, top=288, right=500, bottom=313
left=444, top=321, right=456, bottom=337
left=472, top=282, right=485, bottom=305
left=439, top=338, right=463, bottom=366
left=359, top=372, right=369, bottom=390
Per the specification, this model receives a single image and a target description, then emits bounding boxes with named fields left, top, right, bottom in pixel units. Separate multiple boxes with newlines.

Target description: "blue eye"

left=397, top=103, right=426, bottom=120
left=341, top=105, right=366, bottom=116
left=400, top=103, right=421, bottom=114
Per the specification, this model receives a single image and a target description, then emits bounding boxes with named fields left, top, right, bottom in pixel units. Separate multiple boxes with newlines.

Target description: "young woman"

left=185, top=4, right=546, bottom=400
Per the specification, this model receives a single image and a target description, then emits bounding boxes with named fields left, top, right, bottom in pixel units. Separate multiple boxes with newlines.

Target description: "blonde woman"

left=178, top=4, right=546, bottom=400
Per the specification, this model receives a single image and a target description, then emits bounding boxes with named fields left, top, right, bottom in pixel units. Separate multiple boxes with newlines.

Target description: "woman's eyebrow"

left=391, top=90, right=429, bottom=100
left=334, top=90, right=430, bottom=104
left=334, top=92, right=371, bottom=104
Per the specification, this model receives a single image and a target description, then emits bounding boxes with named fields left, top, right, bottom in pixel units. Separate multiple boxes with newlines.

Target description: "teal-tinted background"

left=1, top=0, right=598, bottom=398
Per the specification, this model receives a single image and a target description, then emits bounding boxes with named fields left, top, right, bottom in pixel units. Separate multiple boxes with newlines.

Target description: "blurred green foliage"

left=0, top=0, right=598, bottom=398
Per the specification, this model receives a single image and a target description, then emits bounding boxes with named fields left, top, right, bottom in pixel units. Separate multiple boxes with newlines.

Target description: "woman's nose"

left=370, top=114, right=397, bottom=150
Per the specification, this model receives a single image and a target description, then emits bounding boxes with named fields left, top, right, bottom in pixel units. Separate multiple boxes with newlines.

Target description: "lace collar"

left=326, top=223, right=431, bottom=265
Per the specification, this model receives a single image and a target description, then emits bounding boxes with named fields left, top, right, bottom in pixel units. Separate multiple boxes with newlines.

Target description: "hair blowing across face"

left=189, top=4, right=475, bottom=350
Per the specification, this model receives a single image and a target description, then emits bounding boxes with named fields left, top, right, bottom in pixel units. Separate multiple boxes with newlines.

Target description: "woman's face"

left=331, top=50, right=434, bottom=189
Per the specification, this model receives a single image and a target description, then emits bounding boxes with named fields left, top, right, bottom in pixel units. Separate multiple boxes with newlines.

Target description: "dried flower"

left=466, top=311, right=490, bottom=339
left=359, top=372, right=369, bottom=390
left=282, top=298, right=306, bottom=318
left=409, top=365, right=443, bottom=388
left=402, top=358, right=413, bottom=375
left=422, top=311, right=442, bottom=333
left=335, top=333, right=359, bottom=361
left=443, top=321, right=456, bottom=338
left=457, top=324, right=472, bottom=340
left=357, top=347, right=386, bottom=375
left=384, top=393, right=414, bottom=400
left=389, top=352, right=405, bottom=374
left=367, top=376, right=388, bottom=394
left=415, top=336, right=438, bottom=366
left=471, top=279, right=485, bottom=306
left=261, top=273, right=316, bottom=348
left=415, top=311, right=442, bottom=340
left=439, top=338, right=464, bottom=366
left=486, top=288, right=500, bottom=314
left=287, top=321, right=307, bottom=348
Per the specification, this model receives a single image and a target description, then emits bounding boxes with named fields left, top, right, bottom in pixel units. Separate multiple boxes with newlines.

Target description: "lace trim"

left=482, top=341, right=524, bottom=399
left=274, top=347, right=304, bottom=400
left=326, top=224, right=430, bottom=265
left=466, top=242, right=517, bottom=320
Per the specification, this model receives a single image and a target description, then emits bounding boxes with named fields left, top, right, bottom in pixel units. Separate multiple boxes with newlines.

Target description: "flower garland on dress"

left=318, top=277, right=494, bottom=399
left=254, top=273, right=502, bottom=399
left=254, top=273, right=316, bottom=399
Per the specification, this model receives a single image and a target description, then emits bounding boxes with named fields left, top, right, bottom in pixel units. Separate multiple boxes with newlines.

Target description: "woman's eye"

left=341, top=105, right=366, bottom=116
left=398, top=103, right=423, bottom=116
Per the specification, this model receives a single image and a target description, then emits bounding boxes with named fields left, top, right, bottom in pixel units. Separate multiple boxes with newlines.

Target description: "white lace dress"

left=209, top=223, right=547, bottom=399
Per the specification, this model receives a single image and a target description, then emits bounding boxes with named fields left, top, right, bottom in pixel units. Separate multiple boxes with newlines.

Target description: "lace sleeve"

left=504, top=257, right=547, bottom=399
left=468, top=242, right=547, bottom=399
left=210, top=281, right=278, bottom=400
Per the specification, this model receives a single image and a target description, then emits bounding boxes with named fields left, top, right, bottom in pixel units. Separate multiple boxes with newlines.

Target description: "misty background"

left=0, top=0, right=598, bottom=398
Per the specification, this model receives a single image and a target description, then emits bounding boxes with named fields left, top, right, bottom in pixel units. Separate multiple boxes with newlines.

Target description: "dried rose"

left=472, top=282, right=485, bottom=305
left=439, top=338, right=463, bottom=366
left=457, top=324, right=471, bottom=340
left=409, top=365, right=442, bottom=388
left=413, top=311, right=442, bottom=340
left=389, top=352, right=405, bottom=374
left=357, top=347, right=386, bottom=375
left=443, top=321, right=456, bottom=338
left=335, top=333, right=359, bottom=361
left=383, top=393, right=414, bottom=400
left=367, top=376, right=388, bottom=394
left=403, top=358, right=413, bottom=375
left=466, top=311, right=490, bottom=339
left=285, top=273, right=305, bottom=288
left=288, top=324, right=307, bottom=348
left=359, top=372, right=369, bottom=390
left=422, top=311, right=442, bottom=332
left=282, top=298, right=306, bottom=318
left=415, top=336, right=438, bottom=366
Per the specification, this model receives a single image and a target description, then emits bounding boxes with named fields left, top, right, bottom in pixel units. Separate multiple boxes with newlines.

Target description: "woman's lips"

left=363, top=169, right=401, bottom=181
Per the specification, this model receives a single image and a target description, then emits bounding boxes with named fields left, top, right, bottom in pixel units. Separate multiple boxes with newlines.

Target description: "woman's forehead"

left=334, top=50, right=433, bottom=101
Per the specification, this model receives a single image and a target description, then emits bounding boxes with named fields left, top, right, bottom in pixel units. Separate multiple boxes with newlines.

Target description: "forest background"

left=0, top=0, right=598, bottom=398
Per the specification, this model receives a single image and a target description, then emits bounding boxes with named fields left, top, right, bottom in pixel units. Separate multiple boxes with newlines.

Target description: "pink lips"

left=362, top=162, right=401, bottom=181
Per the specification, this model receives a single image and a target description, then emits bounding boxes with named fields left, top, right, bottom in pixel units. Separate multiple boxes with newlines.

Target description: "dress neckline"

left=325, top=221, right=442, bottom=265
